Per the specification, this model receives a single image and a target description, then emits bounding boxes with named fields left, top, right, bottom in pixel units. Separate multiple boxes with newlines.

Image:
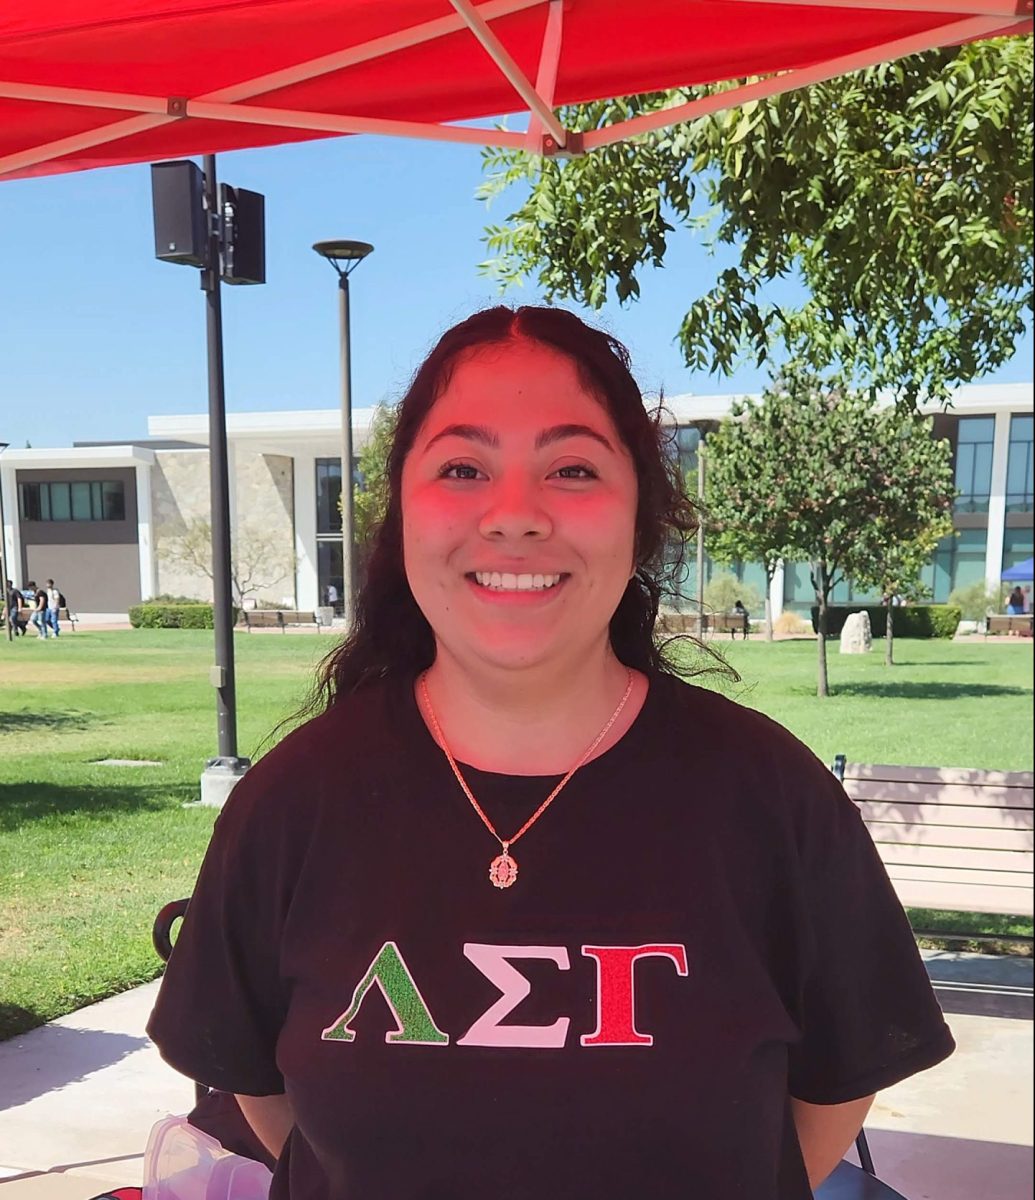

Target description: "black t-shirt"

left=147, top=670, right=954, bottom=1199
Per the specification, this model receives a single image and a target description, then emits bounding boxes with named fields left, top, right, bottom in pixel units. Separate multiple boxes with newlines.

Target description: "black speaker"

left=221, top=184, right=266, bottom=285
left=151, top=160, right=208, bottom=268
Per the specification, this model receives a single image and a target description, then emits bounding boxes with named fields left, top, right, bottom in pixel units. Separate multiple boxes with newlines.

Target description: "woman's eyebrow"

left=535, top=424, right=615, bottom=452
left=422, top=422, right=615, bottom=453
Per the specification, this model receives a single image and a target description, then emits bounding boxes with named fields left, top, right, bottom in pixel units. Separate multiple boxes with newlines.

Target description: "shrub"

left=948, top=581, right=1008, bottom=622
left=145, top=593, right=209, bottom=605
left=810, top=605, right=961, bottom=638
left=129, top=603, right=237, bottom=629
left=774, top=610, right=813, bottom=636
left=703, top=571, right=763, bottom=617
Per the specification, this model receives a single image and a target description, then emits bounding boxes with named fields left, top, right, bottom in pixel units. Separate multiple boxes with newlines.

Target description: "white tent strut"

left=450, top=0, right=569, bottom=147
left=0, top=0, right=1030, bottom=178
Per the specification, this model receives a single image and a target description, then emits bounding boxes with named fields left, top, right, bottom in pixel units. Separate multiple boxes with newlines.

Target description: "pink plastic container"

left=142, top=1114, right=273, bottom=1200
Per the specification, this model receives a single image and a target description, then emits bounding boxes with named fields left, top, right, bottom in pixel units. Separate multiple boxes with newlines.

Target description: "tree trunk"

left=816, top=600, right=830, bottom=697
left=814, top=559, right=830, bottom=698
left=764, top=564, right=775, bottom=642
left=885, top=599, right=895, bottom=667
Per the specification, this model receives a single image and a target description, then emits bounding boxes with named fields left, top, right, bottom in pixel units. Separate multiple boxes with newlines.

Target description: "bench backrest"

left=837, top=762, right=1034, bottom=917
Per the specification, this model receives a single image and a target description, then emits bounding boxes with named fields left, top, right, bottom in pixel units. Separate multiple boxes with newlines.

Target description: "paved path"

left=0, top=955, right=1031, bottom=1198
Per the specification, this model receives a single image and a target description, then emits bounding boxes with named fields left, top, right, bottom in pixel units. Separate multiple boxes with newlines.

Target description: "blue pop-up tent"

left=1002, top=557, right=1034, bottom=582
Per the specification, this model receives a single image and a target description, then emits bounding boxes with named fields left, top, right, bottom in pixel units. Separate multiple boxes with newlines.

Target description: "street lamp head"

left=312, top=240, right=374, bottom=278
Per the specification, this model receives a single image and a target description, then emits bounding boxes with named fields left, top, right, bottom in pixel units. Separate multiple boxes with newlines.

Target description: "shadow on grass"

left=791, top=681, right=1031, bottom=701
left=0, top=710, right=103, bottom=733
left=0, top=781, right=195, bottom=833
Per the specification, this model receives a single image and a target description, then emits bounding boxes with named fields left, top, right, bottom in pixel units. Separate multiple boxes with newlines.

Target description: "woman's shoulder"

left=222, top=676, right=401, bottom=817
left=649, top=668, right=847, bottom=827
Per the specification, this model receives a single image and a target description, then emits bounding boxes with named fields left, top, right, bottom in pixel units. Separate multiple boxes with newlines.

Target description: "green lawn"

left=1, top=630, right=1031, bottom=1040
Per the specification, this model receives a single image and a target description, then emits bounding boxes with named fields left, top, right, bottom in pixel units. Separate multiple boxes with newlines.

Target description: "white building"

left=1, top=384, right=1031, bottom=619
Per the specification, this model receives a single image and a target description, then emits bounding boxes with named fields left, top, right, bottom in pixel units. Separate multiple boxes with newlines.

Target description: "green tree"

left=701, top=409, right=797, bottom=642
left=847, top=409, right=955, bottom=665
left=479, top=38, right=1032, bottom=403
left=702, top=367, right=955, bottom=696
left=352, top=404, right=398, bottom=578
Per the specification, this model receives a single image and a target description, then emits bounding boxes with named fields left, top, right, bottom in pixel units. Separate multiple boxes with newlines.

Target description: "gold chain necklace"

left=419, top=668, right=635, bottom=889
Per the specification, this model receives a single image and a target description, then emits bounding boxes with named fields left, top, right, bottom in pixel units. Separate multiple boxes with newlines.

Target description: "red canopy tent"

left=1, top=0, right=1031, bottom=181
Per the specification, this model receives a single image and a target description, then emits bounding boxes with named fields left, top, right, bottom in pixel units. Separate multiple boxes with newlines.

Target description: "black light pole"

left=312, top=241, right=373, bottom=626
left=151, top=155, right=264, bottom=803
left=0, top=441, right=11, bottom=642
left=201, top=154, right=242, bottom=771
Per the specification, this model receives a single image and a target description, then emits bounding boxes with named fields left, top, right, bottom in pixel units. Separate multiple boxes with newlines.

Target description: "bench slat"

left=863, top=821, right=1033, bottom=852
left=890, top=878, right=1034, bottom=917
left=886, top=865, right=1032, bottom=891
left=877, top=844, right=1033, bottom=873
left=846, top=779, right=1033, bottom=809
left=843, top=763, right=1033, bottom=789
left=855, top=801, right=1034, bottom=830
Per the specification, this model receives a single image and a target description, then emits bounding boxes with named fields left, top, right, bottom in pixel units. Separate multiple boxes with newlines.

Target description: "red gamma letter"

left=580, top=944, right=688, bottom=1047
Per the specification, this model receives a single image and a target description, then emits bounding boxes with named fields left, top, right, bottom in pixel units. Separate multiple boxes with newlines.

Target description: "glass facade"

left=1002, top=527, right=1033, bottom=578
left=18, top=479, right=125, bottom=522
left=953, top=416, right=995, bottom=513
left=315, top=458, right=343, bottom=610
left=1006, top=414, right=1033, bottom=514
left=316, top=458, right=343, bottom=535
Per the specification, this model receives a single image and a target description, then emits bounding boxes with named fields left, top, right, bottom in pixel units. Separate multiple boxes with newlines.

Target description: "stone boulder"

left=839, top=610, right=873, bottom=654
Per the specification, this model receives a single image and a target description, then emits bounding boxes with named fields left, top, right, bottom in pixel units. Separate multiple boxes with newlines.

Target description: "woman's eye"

left=438, top=462, right=483, bottom=481
left=553, top=465, right=598, bottom=480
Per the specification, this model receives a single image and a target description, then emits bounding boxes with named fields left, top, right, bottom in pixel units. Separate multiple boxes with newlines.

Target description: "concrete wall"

left=16, top=467, right=140, bottom=611
left=233, top=452, right=296, bottom=607
left=152, top=447, right=296, bottom=606
left=151, top=449, right=212, bottom=600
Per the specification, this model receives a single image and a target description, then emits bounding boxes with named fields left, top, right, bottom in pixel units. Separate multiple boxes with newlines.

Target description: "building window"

left=953, top=416, right=995, bottom=514
left=1002, top=528, right=1033, bottom=577
left=1006, top=414, right=1033, bottom=514
left=18, top=479, right=125, bottom=522
left=315, top=458, right=343, bottom=535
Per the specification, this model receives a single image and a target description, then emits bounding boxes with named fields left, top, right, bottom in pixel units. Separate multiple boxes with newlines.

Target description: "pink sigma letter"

left=580, top=944, right=688, bottom=1047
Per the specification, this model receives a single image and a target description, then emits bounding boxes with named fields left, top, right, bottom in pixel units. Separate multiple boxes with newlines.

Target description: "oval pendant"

left=489, top=851, right=518, bottom=889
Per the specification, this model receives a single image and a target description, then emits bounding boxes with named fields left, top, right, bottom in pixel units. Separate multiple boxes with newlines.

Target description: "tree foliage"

left=352, top=405, right=399, bottom=573
left=479, top=38, right=1033, bottom=404
left=701, top=366, right=956, bottom=694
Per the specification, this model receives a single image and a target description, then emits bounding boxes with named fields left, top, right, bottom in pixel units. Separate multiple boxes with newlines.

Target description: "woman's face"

left=400, top=339, right=639, bottom=676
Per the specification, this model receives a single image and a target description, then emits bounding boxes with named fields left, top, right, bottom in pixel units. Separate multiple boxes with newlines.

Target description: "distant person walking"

left=45, top=579, right=62, bottom=637
left=27, top=580, right=49, bottom=637
left=732, top=598, right=749, bottom=639
left=3, top=579, right=28, bottom=636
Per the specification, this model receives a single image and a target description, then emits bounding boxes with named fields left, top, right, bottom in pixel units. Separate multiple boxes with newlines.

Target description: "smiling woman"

left=147, top=306, right=956, bottom=1200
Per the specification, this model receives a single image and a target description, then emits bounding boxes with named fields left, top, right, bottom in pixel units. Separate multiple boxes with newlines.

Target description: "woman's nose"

left=477, top=476, right=552, bottom=540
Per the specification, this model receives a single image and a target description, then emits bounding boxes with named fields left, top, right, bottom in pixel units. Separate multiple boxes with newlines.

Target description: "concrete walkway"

left=0, top=953, right=1031, bottom=1198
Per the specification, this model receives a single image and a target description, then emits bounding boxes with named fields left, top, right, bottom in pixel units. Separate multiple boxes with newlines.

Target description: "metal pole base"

left=199, top=755, right=251, bottom=807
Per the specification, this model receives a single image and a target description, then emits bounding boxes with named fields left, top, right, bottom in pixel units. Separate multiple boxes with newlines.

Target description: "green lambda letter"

left=321, top=940, right=449, bottom=1045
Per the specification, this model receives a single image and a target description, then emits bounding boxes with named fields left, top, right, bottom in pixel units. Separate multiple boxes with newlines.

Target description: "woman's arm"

left=790, top=1093, right=875, bottom=1190
left=235, top=1092, right=296, bottom=1158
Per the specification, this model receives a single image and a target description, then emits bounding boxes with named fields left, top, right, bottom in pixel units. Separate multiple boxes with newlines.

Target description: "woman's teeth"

left=473, top=572, right=563, bottom=591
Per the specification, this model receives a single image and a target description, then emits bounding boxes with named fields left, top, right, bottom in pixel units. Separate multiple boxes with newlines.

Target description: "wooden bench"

left=7, top=605, right=76, bottom=632
left=832, top=758, right=1034, bottom=933
left=240, top=609, right=318, bottom=632
left=986, top=613, right=1033, bottom=636
left=658, top=611, right=749, bottom=638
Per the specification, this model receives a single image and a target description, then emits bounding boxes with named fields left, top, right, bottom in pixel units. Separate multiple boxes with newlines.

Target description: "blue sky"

left=1, top=131, right=1031, bottom=450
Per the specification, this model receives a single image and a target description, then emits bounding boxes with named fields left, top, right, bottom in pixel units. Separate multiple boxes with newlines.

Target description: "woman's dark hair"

left=310, top=305, right=726, bottom=710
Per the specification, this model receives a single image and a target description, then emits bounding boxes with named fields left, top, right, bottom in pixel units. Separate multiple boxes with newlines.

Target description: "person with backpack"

left=45, top=578, right=62, bottom=637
